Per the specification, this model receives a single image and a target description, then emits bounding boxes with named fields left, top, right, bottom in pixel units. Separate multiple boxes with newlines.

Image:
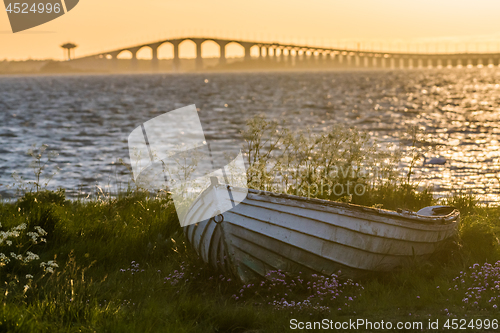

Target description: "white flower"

left=47, top=260, right=58, bottom=268
left=10, top=252, right=22, bottom=260
left=24, top=251, right=39, bottom=262
left=5, top=240, right=12, bottom=246
left=0, top=253, right=10, bottom=265
left=40, top=260, right=58, bottom=273
left=34, top=226, right=47, bottom=236
left=14, top=223, right=27, bottom=231
left=25, top=274, right=33, bottom=279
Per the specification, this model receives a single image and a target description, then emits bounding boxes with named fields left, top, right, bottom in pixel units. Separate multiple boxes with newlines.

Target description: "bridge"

left=74, top=37, right=500, bottom=71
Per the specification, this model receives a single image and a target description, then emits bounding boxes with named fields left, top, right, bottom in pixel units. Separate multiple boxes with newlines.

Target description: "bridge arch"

left=225, top=41, right=245, bottom=58
left=157, top=42, right=174, bottom=59
left=136, top=46, right=153, bottom=60
left=178, top=39, right=197, bottom=59
left=200, top=39, right=221, bottom=59
left=250, top=45, right=260, bottom=57
left=116, top=50, right=133, bottom=59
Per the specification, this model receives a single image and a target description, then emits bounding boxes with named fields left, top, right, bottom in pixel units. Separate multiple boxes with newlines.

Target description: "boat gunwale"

left=228, top=200, right=455, bottom=243
left=230, top=186, right=460, bottom=225
left=240, top=193, right=457, bottom=231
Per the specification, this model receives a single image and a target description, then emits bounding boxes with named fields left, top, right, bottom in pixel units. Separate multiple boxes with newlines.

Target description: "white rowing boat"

left=184, top=178, right=459, bottom=282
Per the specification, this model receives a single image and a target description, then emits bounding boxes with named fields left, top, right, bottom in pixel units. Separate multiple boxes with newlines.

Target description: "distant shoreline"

left=0, top=58, right=423, bottom=75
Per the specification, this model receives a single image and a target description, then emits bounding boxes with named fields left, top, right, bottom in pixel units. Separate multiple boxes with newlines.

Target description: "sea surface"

left=1, top=69, right=500, bottom=203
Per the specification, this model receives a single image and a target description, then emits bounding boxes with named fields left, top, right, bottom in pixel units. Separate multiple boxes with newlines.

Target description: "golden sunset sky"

left=2, top=0, right=500, bottom=60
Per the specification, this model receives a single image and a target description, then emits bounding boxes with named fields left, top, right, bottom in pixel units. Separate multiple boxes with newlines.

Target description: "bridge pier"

left=150, top=43, right=161, bottom=72
left=287, top=48, right=295, bottom=67
left=330, top=52, right=336, bottom=66
left=130, top=47, right=140, bottom=71
left=240, top=43, right=254, bottom=61
left=389, top=58, right=395, bottom=69
left=151, top=48, right=158, bottom=71
left=300, top=50, right=305, bottom=65
left=301, top=50, right=307, bottom=65
left=109, top=52, right=120, bottom=72
left=326, top=52, right=333, bottom=67
left=192, top=39, right=204, bottom=70
left=172, top=41, right=180, bottom=72
left=303, top=50, right=309, bottom=65
left=332, top=52, right=340, bottom=66
left=218, top=41, right=229, bottom=65
left=338, top=53, right=343, bottom=65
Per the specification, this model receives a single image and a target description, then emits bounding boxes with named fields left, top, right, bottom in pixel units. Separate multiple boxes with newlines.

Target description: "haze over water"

left=1, top=69, right=499, bottom=204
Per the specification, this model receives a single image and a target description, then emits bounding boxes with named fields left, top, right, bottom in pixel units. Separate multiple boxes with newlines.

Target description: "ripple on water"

left=0, top=69, right=499, bottom=203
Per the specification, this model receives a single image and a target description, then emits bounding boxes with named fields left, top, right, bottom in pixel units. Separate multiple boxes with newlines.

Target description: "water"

left=1, top=69, right=499, bottom=203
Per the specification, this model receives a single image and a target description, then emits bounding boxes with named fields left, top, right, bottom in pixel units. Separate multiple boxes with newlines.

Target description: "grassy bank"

left=1, top=187, right=500, bottom=332
left=2, top=119, right=500, bottom=332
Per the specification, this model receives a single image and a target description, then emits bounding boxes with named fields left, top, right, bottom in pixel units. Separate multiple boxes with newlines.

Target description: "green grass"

left=1, top=188, right=500, bottom=332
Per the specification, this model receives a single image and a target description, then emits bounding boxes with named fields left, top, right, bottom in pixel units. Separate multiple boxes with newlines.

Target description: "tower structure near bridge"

left=61, top=43, right=77, bottom=61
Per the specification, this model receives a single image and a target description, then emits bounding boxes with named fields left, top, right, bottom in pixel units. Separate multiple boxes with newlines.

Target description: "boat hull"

left=184, top=185, right=459, bottom=282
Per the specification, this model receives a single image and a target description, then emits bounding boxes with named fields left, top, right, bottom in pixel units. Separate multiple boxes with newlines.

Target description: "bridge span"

left=75, top=37, right=500, bottom=71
